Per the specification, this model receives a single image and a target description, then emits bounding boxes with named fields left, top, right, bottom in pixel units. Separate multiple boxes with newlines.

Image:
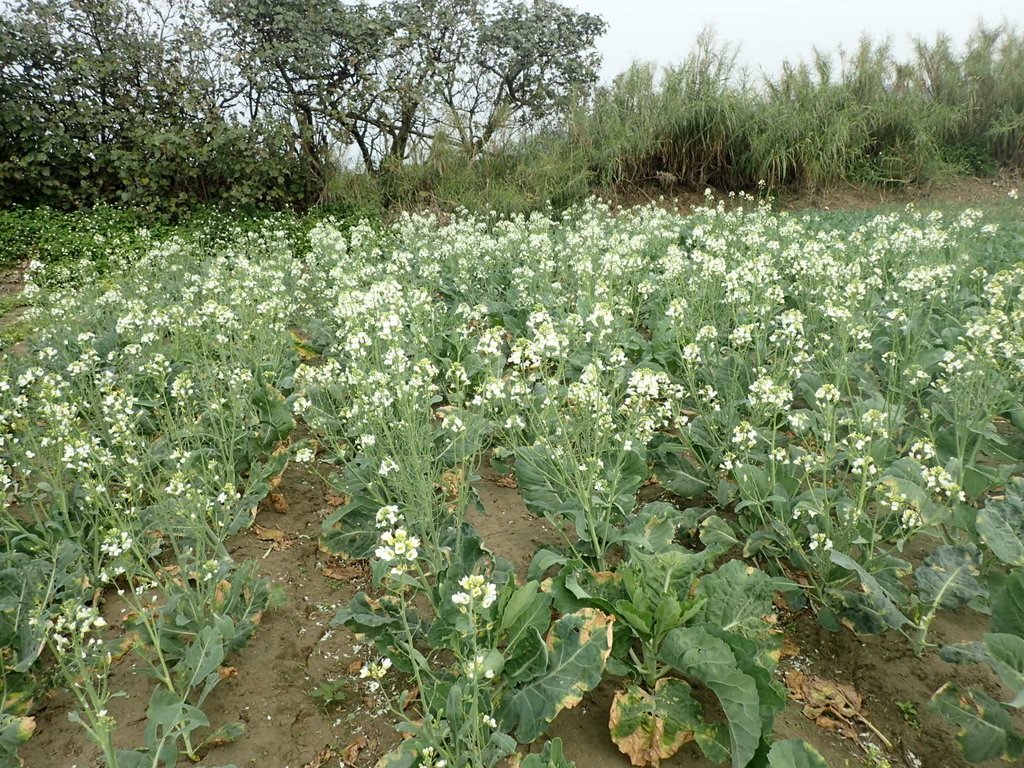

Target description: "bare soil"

left=606, top=173, right=1023, bottom=215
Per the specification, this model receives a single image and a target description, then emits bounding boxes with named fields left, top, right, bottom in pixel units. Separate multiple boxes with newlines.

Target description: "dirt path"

left=0, top=261, right=29, bottom=356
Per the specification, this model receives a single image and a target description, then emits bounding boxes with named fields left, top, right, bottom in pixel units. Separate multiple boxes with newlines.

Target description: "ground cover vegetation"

left=2, top=195, right=1024, bottom=767
left=1, top=0, right=1024, bottom=215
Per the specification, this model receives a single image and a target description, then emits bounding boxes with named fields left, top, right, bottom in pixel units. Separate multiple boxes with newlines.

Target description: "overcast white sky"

left=571, top=0, right=1023, bottom=82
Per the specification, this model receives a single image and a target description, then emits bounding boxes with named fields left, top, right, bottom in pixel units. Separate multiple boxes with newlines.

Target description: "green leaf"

left=621, top=502, right=693, bottom=552
left=653, top=449, right=709, bottom=500
left=179, top=624, right=225, bottom=691
left=630, top=547, right=709, bottom=596
left=499, top=581, right=553, bottom=648
left=991, top=570, right=1024, bottom=638
left=914, top=545, right=986, bottom=610
left=113, top=750, right=152, bottom=768
left=735, top=464, right=770, bottom=500
left=332, top=592, right=408, bottom=662
left=696, top=560, right=778, bottom=639
left=251, top=381, right=295, bottom=448
left=700, top=515, right=740, bottom=558
left=528, top=548, right=568, bottom=581
left=498, top=609, right=614, bottom=743
left=658, top=626, right=761, bottom=768
left=504, top=627, right=548, bottom=687
left=321, top=494, right=381, bottom=560
left=930, top=683, right=1024, bottom=762
left=144, top=686, right=208, bottom=763
left=829, top=551, right=909, bottom=633
left=984, top=633, right=1024, bottom=707
left=514, top=445, right=579, bottom=522
left=711, top=629, right=786, bottom=734
left=766, top=739, right=829, bottom=768
left=520, top=737, right=575, bottom=768
left=977, top=486, right=1024, bottom=566
left=606, top=449, right=649, bottom=516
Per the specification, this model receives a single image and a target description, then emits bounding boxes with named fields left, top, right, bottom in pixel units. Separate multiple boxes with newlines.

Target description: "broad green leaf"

left=528, top=548, right=568, bottom=581
left=991, top=570, right=1024, bottom=638
left=696, top=560, right=778, bottom=639
left=143, top=686, right=208, bottom=764
left=179, top=624, right=225, bottom=691
left=608, top=679, right=705, bottom=767
left=549, top=564, right=624, bottom=616
left=321, top=493, right=381, bottom=560
left=914, top=545, right=986, bottom=610
left=977, top=487, right=1024, bottom=566
left=700, top=515, right=740, bottom=558
left=735, top=464, right=771, bottom=500
left=622, top=502, right=692, bottom=552
left=766, top=739, right=829, bottom=768
left=984, top=633, right=1024, bottom=707
left=514, top=445, right=579, bottom=522
left=931, top=683, right=1024, bottom=763
left=499, top=609, right=614, bottom=743
left=940, top=641, right=990, bottom=666
left=499, top=581, right=553, bottom=648
left=658, top=626, right=761, bottom=768
left=652, top=449, right=709, bottom=500
left=606, top=449, right=649, bottom=516
left=711, top=629, right=786, bottom=733
left=332, top=592, right=413, bottom=667
left=113, top=750, right=152, bottom=768
left=830, top=551, right=909, bottom=633
left=630, top=547, right=709, bottom=596
left=504, top=627, right=548, bottom=687
left=520, top=737, right=575, bottom=768
left=251, top=381, right=295, bottom=448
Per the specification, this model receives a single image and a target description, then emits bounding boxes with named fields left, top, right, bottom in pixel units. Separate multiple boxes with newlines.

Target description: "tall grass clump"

left=913, top=25, right=1024, bottom=171
left=550, top=24, right=1024, bottom=196
left=571, top=32, right=757, bottom=191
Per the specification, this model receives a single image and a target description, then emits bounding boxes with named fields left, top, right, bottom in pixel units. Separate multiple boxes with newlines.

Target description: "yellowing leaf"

left=610, top=680, right=702, bottom=767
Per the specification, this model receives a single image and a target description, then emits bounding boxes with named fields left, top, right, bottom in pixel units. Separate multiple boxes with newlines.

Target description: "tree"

left=210, top=0, right=606, bottom=172
left=0, top=0, right=606, bottom=206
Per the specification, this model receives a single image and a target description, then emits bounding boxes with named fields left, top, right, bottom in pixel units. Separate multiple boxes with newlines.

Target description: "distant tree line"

left=3, top=2, right=1023, bottom=216
left=0, top=0, right=605, bottom=211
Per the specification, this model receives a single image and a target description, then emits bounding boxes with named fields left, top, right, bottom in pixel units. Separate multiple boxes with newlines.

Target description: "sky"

left=571, top=0, right=1024, bottom=82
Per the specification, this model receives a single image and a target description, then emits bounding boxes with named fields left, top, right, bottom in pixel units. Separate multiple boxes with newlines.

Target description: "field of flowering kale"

left=3, top=196, right=1024, bottom=768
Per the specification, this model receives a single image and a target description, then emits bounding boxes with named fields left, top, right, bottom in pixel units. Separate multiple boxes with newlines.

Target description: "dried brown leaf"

left=254, top=524, right=287, bottom=542
left=218, top=666, right=238, bottom=680
left=401, top=685, right=420, bottom=711
left=303, top=747, right=337, bottom=768
left=343, top=735, right=368, bottom=763
left=320, top=562, right=365, bottom=581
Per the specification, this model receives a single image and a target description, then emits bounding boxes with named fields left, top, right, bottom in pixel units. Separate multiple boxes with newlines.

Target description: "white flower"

left=815, top=384, right=840, bottom=405
left=358, top=657, right=392, bottom=691
left=451, top=574, right=497, bottom=613
left=375, top=528, right=420, bottom=573
left=808, top=533, right=833, bottom=552
left=375, top=504, right=401, bottom=528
